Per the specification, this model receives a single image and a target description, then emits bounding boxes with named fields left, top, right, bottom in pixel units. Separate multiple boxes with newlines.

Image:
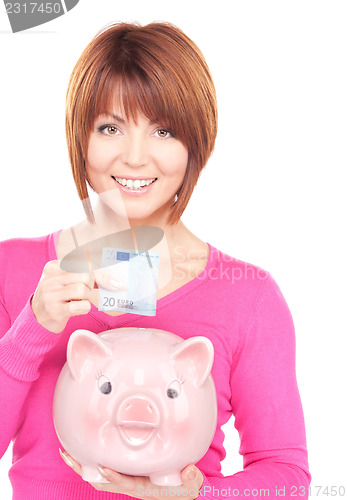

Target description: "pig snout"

left=116, top=396, right=160, bottom=447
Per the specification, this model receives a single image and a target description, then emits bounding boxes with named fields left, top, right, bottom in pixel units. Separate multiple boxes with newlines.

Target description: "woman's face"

left=86, top=105, right=188, bottom=225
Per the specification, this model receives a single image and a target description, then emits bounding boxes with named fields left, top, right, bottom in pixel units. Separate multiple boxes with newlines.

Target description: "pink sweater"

left=0, top=232, right=310, bottom=500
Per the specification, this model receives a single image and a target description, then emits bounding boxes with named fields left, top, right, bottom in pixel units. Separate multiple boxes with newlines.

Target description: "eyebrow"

left=97, top=112, right=156, bottom=127
left=98, top=113, right=126, bottom=124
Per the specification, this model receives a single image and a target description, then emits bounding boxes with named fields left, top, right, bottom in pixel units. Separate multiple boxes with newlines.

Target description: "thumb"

left=181, top=464, right=200, bottom=484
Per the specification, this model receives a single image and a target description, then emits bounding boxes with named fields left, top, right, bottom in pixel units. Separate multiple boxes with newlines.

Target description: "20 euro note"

left=98, top=248, right=159, bottom=316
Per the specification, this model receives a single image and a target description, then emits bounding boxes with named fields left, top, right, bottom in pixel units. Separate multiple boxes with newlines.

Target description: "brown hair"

left=65, top=22, right=218, bottom=224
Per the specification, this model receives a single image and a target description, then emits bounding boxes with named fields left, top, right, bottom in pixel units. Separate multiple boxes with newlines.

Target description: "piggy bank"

left=53, top=328, right=217, bottom=486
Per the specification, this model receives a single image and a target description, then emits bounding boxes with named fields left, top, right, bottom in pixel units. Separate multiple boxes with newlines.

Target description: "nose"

left=117, top=396, right=160, bottom=426
left=121, top=134, right=148, bottom=168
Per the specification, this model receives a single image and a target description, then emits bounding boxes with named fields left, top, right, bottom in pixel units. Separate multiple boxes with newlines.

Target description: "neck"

left=90, top=195, right=188, bottom=247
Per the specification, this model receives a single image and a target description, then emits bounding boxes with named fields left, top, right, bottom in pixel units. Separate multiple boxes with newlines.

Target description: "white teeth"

left=114, top=177, right=156, bottom=190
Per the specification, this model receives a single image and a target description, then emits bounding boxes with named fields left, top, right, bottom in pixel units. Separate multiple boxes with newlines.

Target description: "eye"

left=166, top=379, right=182, bottom=399
left=97, top=374, right=112, bottom=395
left=154, top=129, right=174, bottom=139
left=98, top=124, right=120, bottom=136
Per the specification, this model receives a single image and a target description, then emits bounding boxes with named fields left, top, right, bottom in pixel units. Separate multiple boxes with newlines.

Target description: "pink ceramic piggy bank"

left=53, top=328, right=217, bottom=486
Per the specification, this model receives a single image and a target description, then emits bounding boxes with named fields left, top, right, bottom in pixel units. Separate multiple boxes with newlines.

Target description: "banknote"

left=98, top=247, right=159, bottom=316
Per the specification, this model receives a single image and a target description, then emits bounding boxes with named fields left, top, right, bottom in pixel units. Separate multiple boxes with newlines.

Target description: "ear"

left=171, top=337, right=214, bottom=387
left=67, top=330, right=113, bottom=381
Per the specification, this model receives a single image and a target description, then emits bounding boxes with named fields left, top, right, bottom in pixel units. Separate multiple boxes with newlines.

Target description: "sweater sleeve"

left=0, top=243, right=61, bottom=459
left=198, top=274, right=311, bottom=499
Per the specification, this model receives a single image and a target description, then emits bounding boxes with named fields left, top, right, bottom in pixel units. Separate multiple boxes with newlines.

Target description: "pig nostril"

left=147, top=405, right=153, bottom=414
left=125, top=404, right=132, bottom=411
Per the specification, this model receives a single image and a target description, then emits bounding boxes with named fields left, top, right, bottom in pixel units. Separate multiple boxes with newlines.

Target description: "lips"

left=111, top=176, right=157, bottom=197
left=112, top=176, right=157, bottom=190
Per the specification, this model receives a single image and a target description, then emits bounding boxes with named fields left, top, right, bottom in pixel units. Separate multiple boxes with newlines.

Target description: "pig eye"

left=166, top=379, right=182, bottom=399
left=97, top=375, right=112, bottom=395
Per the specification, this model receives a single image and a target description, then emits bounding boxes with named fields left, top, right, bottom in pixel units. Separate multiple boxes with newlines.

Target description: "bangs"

left=88, top=69, right=187, bottom=144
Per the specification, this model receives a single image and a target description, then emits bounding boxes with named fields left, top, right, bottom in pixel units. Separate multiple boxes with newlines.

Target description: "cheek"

left=84, top=392, right=114, bottom=430
left=86, top=137, right=113, bottom=173
left=158, top=144, right=188, bottom=177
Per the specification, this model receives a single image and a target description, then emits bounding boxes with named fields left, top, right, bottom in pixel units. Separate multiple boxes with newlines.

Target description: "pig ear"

left=171, top=337, right=214, bottom=387
left=67, top=330, right=112, bottom=381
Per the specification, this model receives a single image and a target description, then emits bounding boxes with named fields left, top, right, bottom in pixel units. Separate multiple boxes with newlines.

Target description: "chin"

left=126, top=209, right=169, bottom=227
left=127, top=216, right=159, bottom=226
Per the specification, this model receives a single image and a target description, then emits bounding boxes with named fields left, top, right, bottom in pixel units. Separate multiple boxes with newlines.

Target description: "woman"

left=0, top=22, right=310, bottom=499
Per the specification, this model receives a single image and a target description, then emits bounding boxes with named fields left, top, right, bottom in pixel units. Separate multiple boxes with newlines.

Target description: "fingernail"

left=110, top=279, right=126, bottom=290
left=97, top=466, right=112, bottom=481
left=187, top=467, right=196, bottom=482
left=59, top=448, right=74, bottom=468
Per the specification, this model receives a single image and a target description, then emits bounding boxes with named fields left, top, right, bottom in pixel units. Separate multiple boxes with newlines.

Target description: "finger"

left=68, top=299, right=92, bottom=317
left=42, top=260, right=62, bottom=276
left=93, top=269, right=127, bottom=291
left=181, top=464, right=199, bottom=484
left=40, top=274, right=95, bottom=296
left=38, top=284, right=91, bottom=312
left=43, top=261, right=94, bottom=289
left=57, top=271, right=95, bottom=290
left=59, top=282, right=93, bottom=302
left=180, top=465, right=204, bottom=498
left=59, top=449, right=82, bottom=475
left=98, top=467, right=137, bottom=491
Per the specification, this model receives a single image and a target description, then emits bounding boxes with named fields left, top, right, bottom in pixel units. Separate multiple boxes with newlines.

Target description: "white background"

left=0, top=1, right=346, bottom=498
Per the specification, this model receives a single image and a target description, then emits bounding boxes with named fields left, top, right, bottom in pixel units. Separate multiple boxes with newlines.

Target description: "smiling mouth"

left=112, top=177, right=157, bottom=190
left=119, top=423, right=156, bottom=446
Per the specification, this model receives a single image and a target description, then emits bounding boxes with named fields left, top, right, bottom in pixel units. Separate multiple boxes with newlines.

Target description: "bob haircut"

left=65, top=22, right=218, bottom=225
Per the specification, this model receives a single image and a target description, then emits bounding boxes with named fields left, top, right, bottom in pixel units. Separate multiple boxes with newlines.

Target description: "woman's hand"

left=31, top=260, right=94, bottom=333
left=59, top=449, right=203, bottom=500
